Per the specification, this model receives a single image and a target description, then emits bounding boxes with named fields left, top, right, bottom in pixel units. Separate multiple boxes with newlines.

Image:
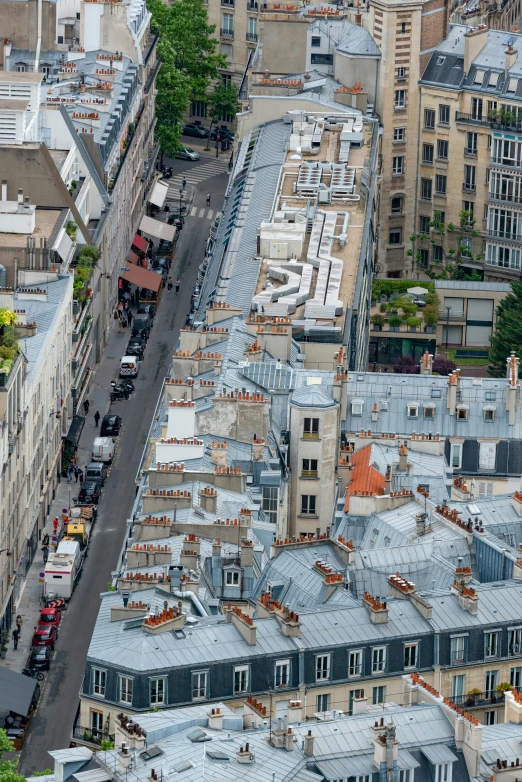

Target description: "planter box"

left=424, top=326, right=434, bottom=333
left=390, top=326, right=400, bottom=332
left=409, top=327, right=418, bottom=332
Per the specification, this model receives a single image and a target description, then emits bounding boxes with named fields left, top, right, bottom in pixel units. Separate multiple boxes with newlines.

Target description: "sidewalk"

left=0, top=320, right=131, bottom=675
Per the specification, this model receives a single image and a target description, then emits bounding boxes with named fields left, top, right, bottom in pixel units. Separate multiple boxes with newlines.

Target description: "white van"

left=44, top=540, right=82, bottom=599
left=92, top=436, right=114, bottom=463
left=120, top=356, right=139, bottom=377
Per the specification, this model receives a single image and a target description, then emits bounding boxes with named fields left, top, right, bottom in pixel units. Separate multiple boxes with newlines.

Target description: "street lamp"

left=179, top=188, right=183, bottom=218
left=445, top=305, right=451, bottom=349
left=0, top=549, right=12, bottom=556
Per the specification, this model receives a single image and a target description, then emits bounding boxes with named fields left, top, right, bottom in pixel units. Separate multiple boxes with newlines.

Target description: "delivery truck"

left=44, top=539, right=83, bottom=600
left=66, top=505, right=96, bottom=549
left=91, top=436, right=115, bottom=463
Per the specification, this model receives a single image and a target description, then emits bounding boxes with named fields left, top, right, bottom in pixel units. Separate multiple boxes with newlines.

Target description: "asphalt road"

left=19, top=159, right=230, bottom=774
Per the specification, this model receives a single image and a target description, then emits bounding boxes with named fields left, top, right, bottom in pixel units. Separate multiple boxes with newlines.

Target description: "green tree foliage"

left=146, top=0, right=226, bottom=154
left=407, top=210, right=484, bottom=281
left=0, top=730, right=25, bottom=782
left=489, top=281, right=522, bottom=377
left=206, top=82, right=239, bottom=140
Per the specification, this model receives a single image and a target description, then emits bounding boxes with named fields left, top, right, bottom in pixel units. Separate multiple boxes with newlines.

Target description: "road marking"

left=207, top=210, right=213, bottom=219
left=191, top=206, right=197, bottom=216
left=199, top=208, right=206, bottom=218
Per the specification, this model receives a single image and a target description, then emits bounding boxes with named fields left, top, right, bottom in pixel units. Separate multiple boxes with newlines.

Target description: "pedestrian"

left=206, top=193, right=211, bottom=206
left=175, top=278, right=180, bottom=295
left=94, top=411, right=100, bottom=427
left=164, top=203, right=170, bottom=214
left=83, top=400, right=90, bottom=415
left=53, top=517, right=59, bottom=535
left=182, top=177, right=187, bottom=190
left=121, top=316, right=128, bottom=328
left=118, top=314, right=124, bottom=334
left=12, top=627, right=19, bottom=650
left=42, top=545, right=49, bottom=564
left=74, top=465, right=79, bottom=483
left=161, top=276, right=166, bottom=289
left=42, top=533, right=50, bottom=548
left=118, top=301, right=124, bottom=313
left=127, top=311, right=133, bottom=326
left=78, top=468, right=84, bottom=486
left=167, top=276, right=173, bottom=291
left=16, top=615, right=23, bottom=637
left=66, top=464, right=73, bottom=482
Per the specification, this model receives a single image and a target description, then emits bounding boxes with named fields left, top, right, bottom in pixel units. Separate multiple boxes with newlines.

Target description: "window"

left=466, top=131, right=478, bottom=155
left=372, top=646, right=386, bottom=673
left=394, top=127, right=405, bottom=142
left=91, top=710, right=103, bottom=737
left=16, top=63, right=26, bottom=72
left=486, top=243, right=521, bottom=270
left=509, top=629, right=522, bottom=656
left=478, top=481, right=494, bottom=498
left=484, top=408, right=495, bottom=422
left=311, top=53, right=333, bottom=65
left=316, top=654, right=330, bottom=681
left=487, top=206, right=522, bottom=240
left=311, top=35, right=321, bottom=46
left=397, top=66, right=406, bottom=79
left=457, top=406, right=468, bottom=421
left=393, top=156, right=404, bottom=174
left=222, top=13, right=234, bottom=32
left=419, top=248, right=429, bottom=268
left=349, top=649, right=363, bottom=677
left=511, top=666, right=522, bottom=688
left=248, top=16, right=257, bottom=36
left=485, top=631, right=499, bottom=659
left=435, top=175, right=447, bottom=195
left=489, top=171, right=522, bottom=203
left=192, top=671, right=208, bottom=700
left=262, top=486, right=278, bottom=524
left=40, top=63, right=51, bottom=77
left=479, top=442, right=496, bottom=470
left=389, top=229, right=402, bottom=245
left=348, top=689, right=364, bottom=715
left=432, top=245, right=443, bottom=264
left=221, top=74, right=232, bottom=87
left=119, top=676, right=133, bottom=704
left=423, top=144, right=434, bottom=164
left=424, top=406, right=435, bottom=419
left=150, top=677, right=166, bottom=705
left=450, top=635, right=466, bottom=664
left=234, top=665, right=249, bottom=693
left=275, top=659, right=290, bottom=687
left=226, top=570, right=240, bottom=586
left=437, top=139, right=448, bottom=159
left=485, top=669, right=498, bottom=696
left=463, top=200, right=474, bottom=221
left=451, top=674, right=465, bottom=699
left=439, top=104, right=450, bottom=124
left=400, top=21, right=406, bottom=32
left=419, top=215, right=431, bottom=233
left=485, top=710, right=497, bottom=725
left=462, top=164, right=476, bottom=191
left=391, top=196, right=403, bottom=213
left=316, top=693, right=330, bottom=712
left=404, top=643, right=418, bottom=669
left=301, top=495, right=317, bottom=515
left=302, top=458, right=318, bottom=476
left=399, top=772, right=412, bottom=782
left=424, top=109, right=436, bottom=129
left=351, top=400, right=363, bottom=416
left=372, top=685, right=386, bottom=704
left=221, top=43, right=233, bottom=58
left=395, top=90, right=406, bottom=108
left=435, top=764, right=451, bottom=782
left=407, top=405, right=418, bottom=418
left=303, top=417, right=319, bottom=439
left=92, top=668, right=106, bottom=697
left=471, top=97, right=483, bottom=120
left=191, top=101, right=207, bottom=118
left=436, top=55, right=446, bottom=65
left=421, top=179, right=432, bottom=200
left=485, top=391, right=496, bottom=401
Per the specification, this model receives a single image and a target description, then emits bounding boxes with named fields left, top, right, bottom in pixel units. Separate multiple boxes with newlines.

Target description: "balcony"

left=451, top=692, right=505, bottom=708
left=248, top=0, right=259, bottom=8
left=456, top=111, right=522, bottom=131
left=221, top=0, right=234, bottom=5
left=301, top=470, right=319, bottom=479
left=438, top=310, right=466, bottom=322
left=462, top=183, right=476, bottom=193
left=71, top=724, right=115, bottom=748
left=220, top=27, right=234, bottom=38
left=246, top=32, right=258, bottom=41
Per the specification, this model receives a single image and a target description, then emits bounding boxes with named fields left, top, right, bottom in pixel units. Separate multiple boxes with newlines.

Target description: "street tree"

left=0, top=730, right=24, bottom=782
left=205, top=82, right=240, bottom=145
left=489, top=281, right=522, bottom=376
left=407, top=210, right=484, bottom=281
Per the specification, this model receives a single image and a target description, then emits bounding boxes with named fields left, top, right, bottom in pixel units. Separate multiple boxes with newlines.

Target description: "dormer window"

left=351, top=399, right=364, bottom=416
left=424, top=405, right=435, bottom=419
left=483, top=405, right=496, bottom=422
left=407, top=405, right=419, bottom=419
left=225, top=571, right=240, bottom=586
left=16, top=62, right=26, bottom=72
left=456, top=404, right=469, bottom=421
left=435, top=763, right=452, bottom=782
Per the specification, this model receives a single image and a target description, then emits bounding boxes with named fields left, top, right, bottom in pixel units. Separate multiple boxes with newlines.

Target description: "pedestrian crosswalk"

left=164, top=158, right=230, bottom=200
left=189, top=207, right=221, bottom=220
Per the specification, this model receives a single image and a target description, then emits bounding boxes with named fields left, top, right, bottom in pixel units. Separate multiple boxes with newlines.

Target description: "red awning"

left=132, top=234, right=148, bottom=253
left=129, top=251, right=139, bottom=265
left=121, top=264, right=161, bottom=293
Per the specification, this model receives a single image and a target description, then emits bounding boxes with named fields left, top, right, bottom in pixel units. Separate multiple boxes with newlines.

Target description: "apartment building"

left=417, top=25, right=522, bottom=282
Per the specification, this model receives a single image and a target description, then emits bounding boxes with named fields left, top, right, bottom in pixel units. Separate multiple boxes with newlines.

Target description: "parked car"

left=126, top=340, right=145, bottom=361
left=174, top=146, right=200, bottom=161
left=100, top=415, right=122, bottom=437
left=78, top=481, right=101, bottom=505
left=38, top=607, right=62, bottom=629
left=92, top=436, right=115, bottom=463
left=210, top=127, right=234, bottom=141
left=85, top=462, right=108, bottom=486
left=28, top=646, right=52, bottom=671
left=137, top=304, right=155, bottom=320
left=131, top=314, right=151, bottom=340
left=182, top=123, right=209, bottom=138
left=32, top=626, right=58, bottom=649
left=152, top=257, right=169, bottom=272
left=152, top=267, right=168, bottom=283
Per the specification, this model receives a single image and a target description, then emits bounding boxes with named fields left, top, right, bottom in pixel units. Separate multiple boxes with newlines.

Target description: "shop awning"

left=129, top=251, right=139, bottom=265
left=121, top=264, right=161, bottom=293
left=0, top=666, right=37, bottom=717
left=132, top=234, right=149, bottom=253
left=148, top=180, right=169, bottom=209
left=65, top=414, right=85, bottom=445
left=139, top=215, right=176, bottom=242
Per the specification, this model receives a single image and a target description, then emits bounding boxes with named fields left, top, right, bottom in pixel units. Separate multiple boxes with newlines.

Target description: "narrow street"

left=18, top=156, right=230, bottom=775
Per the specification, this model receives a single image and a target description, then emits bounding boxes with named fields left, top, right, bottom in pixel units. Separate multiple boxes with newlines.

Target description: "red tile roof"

left=344, top=444, right=386, bottom=511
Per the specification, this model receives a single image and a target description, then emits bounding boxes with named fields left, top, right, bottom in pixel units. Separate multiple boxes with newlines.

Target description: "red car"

left=38, top=607, right=61, bottom=630
left=32, top=625, right=58, bottom=649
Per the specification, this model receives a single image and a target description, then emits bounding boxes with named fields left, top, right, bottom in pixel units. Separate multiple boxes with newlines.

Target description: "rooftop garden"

left=371, top=283, right=440, bottom=335
left=0, top=309, right=20, bottom=376
left=73, top=245, right=100, bottom=303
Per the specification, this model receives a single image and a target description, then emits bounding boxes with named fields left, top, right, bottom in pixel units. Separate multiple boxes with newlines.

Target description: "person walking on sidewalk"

left=83, top=399, right=90, bottom=416
left=94, top=411, right=100, bottom=427
left=206, top=193, right=211, bottom=206
left=12, top=627, right=20, bottom=650
left=74, top=465, right=80, bottom=483
left=53, top=517, right=60, bottom=534
left=16, top=615, right=23, bottom=637
left=42, top=533, right=50, bottom=548
left=182, top=176, right=187, bottom=190
left=78, top=468, right=84, bottom=486
left=127, top=310, right=133, bottom=327
left=167, top=276, right=173, bottom=291
left=175, top=278, right=180, bottom=295
left=66, top=464, right=73, bottom=482
left=42, top=545, right=49, bottom=564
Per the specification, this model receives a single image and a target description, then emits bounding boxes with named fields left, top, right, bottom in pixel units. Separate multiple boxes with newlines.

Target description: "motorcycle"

left=110, top=386, right=129, bottom=402
left=22, top=668, right=45, bottom=681
left=163, top=167, right=173, bottom=180
left=112, top=379, right=134, bottom=393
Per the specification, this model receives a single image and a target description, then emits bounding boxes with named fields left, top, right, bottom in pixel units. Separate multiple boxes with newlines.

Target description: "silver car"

left=174, top=146, right=200, bottom=161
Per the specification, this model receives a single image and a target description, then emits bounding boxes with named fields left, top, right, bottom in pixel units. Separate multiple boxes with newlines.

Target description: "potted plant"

left=371, top=314, right=385, bottom=331
left=407, top=316, right=422, bottom=332
left=496, top=682, right=513, bottom=696
left=467, top=687, right=481, bottom=705
left=389, top=315, right=402, bottom=332
left=379, top=303, right=387, bottom=313
left=423, top=304, right=438, bottom=333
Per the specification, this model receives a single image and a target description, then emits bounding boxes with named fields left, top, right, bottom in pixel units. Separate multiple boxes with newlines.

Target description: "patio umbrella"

left=407, top=286, right=430, bottom=295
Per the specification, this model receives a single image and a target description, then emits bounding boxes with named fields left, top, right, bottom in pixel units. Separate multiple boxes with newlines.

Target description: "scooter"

left=110, top=386, right=129, bottom=402
left=163, top=167, right=173, bottom=179
left=112, top=379, right=134, bottom=393
left=22, top=668, right=45, bottom=681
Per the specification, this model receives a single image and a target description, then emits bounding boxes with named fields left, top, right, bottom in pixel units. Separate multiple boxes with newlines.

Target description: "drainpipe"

left=412, top=82, right=422, bottom=279
left=34, top=0, right=42, bottom=72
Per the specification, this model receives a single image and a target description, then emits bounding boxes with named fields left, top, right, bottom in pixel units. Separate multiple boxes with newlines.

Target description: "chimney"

left=371, top=403, right=378, bottom=423
left=373, top=719, right=399, bottom=771
left=385, top=465, right=392, bottom=494
left=236, top=743, right=255, bottom=764
left=284, top=728, right=294, bottom=752
left=505, top=688, right=522, bottom=724
left=415, top=512, right=427, bottom=537
left=506, top=44, right=517, bottom=70
left=464, top=26, right=488, bottom=74
left=506, top=352, right=520, bottom=426
left=200, top=486, right=218, bottom=513
left=210, top=441, right=227, bottom=466
left=225, top=605, right=257, bottom=645
left=17, top=188, right=23, bottom=205
left=240, top=539, right=254, bottom=567
left=351, top=690, right=368, bottom=714
left=118, top=745, right=132, bottom=773
left=398, top=442, right=408, bottom=472
left=252, top=437, right=265, bottom=462
left=420, top=350, right=433, bottom=375
left=208, top=707, right=223, bottom=730
left=1, top=180, right=6, bottom=201
left=452, top=582, right=479, bottom=614
left=447, top=371, right=459, bottom=415
left=363, top=591, right=388, bottom=623
left=303, top=730, right=314, bottom=757
left=122, top=589, right=130, bottom=608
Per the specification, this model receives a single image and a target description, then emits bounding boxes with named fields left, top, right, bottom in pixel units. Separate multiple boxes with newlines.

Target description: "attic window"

left=424, top=405, right=435, bottom=419
left=431, top=389, right=442, bottom=398
left=172, top=761, right=193, bottom=774
left=206, top=749, right=230, bottom=762
left=225, top=571, right=240, bottom=586
left=474, top=69, right=485, bottom=85
left=483, top=405, right=496, bottom=422
left=436, top=56, right=446, bottom=65
left=407, top=405, right=419, bottom=419
left=489, top=72, right=499, bottom=87
left=456, top=404, right=469, bottom=420
left=351, top=399, right=364, bottom=416
left=485, top=391, right=496, bottom=401
left=379, top=401, right=389, bottom=411
left=140, top=747, right=164, bottom=761
left=508, top=77, right=519, bottom=93
left=453, top=58, right=464, bottom=68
